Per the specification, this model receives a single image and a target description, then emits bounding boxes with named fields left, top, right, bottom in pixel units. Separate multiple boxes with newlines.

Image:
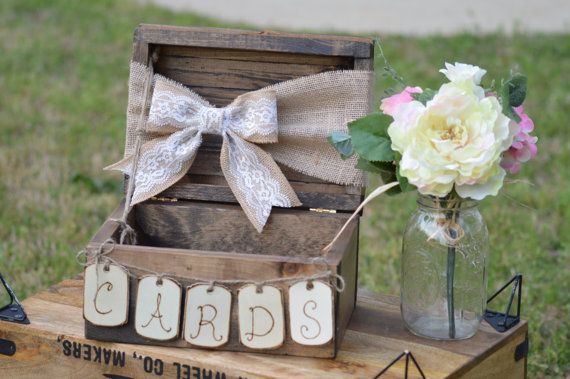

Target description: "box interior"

left=131, top=200, right=352, bottom=257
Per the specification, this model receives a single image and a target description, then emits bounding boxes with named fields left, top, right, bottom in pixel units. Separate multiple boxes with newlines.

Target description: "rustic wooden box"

left=84, top=24, right=375, bottom=358
left=0, top=278, right=528, bottom=378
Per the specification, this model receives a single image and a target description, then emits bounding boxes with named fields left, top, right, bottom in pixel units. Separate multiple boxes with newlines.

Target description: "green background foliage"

left=0, top=0, right=568, bottom=376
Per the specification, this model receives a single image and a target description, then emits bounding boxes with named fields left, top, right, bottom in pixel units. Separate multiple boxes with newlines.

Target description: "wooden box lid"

left=129, top=24, right=374, bottom=213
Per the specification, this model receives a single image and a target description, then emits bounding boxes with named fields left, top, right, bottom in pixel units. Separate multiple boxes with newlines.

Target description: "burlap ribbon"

left=107, top=62, right=373, bottom=232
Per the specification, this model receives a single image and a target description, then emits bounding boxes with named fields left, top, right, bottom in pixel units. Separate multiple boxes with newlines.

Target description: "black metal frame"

left=0, top=271, right=30, bottom=324
left=373, top=350, right=426, bottom=379
left=484, top=274, right=522, bottom=333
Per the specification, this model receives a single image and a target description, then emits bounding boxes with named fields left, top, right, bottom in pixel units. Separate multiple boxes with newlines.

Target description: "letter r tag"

left=83, top=263, right=129, bottom=327
left=238, top=284, right=284, bottom=350
left=184, top=284, right=232, bottom=347
left=289, top=280, right=334, bottom=345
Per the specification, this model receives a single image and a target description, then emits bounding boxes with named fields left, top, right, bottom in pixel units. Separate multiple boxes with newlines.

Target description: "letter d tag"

left=289, top=281, right=334, bottom=345
left=135, top=276, right=182, bottom=341
left=238, top=285, right=284, bottom=350
left=83, top=263, right=129, bottom=327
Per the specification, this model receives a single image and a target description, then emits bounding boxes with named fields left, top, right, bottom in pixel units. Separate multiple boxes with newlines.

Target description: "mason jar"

left=401, top=194, right=489, bottom=340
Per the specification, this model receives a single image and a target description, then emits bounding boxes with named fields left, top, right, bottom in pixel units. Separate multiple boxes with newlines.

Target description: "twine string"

left=77, top=246, right=345, bottom=293
left=322, top=181, right=400, bottom=253
left=115, top=58, right=155, bottom=246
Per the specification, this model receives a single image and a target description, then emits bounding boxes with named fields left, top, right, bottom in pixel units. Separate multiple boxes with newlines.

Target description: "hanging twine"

left=110, top=55, right=157, bottom=246
left=322, top=181, right=400, bottom=253
left=77, top=247, right=345, bottom=293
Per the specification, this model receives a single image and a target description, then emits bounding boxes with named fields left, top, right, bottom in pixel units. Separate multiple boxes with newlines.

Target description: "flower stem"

left=446, top=242, right=456, bottom=339
left=445, top=194, right=459, bottom=339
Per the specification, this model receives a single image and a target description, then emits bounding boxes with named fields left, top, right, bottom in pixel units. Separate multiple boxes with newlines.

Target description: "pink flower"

left=380, top=86, right=423, bottom=116
left=501, top=106, right=538, bottom=174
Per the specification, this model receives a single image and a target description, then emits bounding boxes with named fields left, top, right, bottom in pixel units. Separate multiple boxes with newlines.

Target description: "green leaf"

left=501, top=85, right=521, bottom=123
left=503, top=104, right=521, bottom=123
left=356, top=158, right=403, bottom=196
left=411, top=88, right=437, bottom=105
left=396, top=166, right=416, bottom=193
left=500, top=73, right=527, bottom=123
left=356, top=158, right=394, bottom=175
left=327, top=131, right=354, bottom=160
left=505, top=73, right=527, bottom=107
left=348, top=112, right=395, bottom=162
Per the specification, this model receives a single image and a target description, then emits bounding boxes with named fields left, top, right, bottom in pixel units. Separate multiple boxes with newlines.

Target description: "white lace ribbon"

left=106, top=75, right=301, bottom=232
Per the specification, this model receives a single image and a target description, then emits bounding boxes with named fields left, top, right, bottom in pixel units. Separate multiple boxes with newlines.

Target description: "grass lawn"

left=1, top=0, right=568, bottom=376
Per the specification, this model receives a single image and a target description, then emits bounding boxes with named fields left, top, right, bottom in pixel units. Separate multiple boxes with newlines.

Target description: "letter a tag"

left=135, top=276, right=181, bottom=341
left=238, top=285, right=284, bottom=350
left=289, top=281, right=334, bottom=345
left=83, top=263, right=129, bottom=327
left=184, top=284, right=232, bottom=347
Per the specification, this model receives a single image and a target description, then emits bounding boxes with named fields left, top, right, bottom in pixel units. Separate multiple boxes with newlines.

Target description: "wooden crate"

left=84, top=25, right=375, bottom=358
left=0, top=277, right=528, bottom=378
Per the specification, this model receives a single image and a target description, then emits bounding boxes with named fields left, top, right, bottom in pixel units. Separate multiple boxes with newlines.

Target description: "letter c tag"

left=289, top=280, right=334, bottom=346
left=83, top=263, right=129, bottom=327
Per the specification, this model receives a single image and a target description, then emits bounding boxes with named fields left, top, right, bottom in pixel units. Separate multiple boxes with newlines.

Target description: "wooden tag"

left=83, top=263, right=129, bottom=327
left=289, top=280, right=334, bottom=346
left=135, top=276, right=181, bottom=341
left=184, top=284, right=232, bottom=347
left=238, top=284, right=284, bottom=350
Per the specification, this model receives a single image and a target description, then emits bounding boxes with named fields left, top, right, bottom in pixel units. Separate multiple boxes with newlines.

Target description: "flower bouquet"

left=329, top=56, right=537, bottom=340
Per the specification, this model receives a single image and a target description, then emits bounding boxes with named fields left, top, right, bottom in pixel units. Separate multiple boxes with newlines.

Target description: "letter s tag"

left=184, top=284, right=232, bottom=347
left=238, top=285, right=284, bottom=350
left=135, top=276, right=182, bottom=341
left=83, top=263, right=129, bottom=327
left=289, top=281, right=334, bottom=346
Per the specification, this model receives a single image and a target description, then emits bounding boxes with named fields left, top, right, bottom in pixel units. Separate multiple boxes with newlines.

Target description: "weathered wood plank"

left=157, top=175, right=362, bottom=211
left=155, top=55, right=351, bottom=90
left=185, top=147, right=361, bottom=191
left=334, top=222, right=358, bottom=352
left=133, top=200, right=353, bottom=256
left=160, top=45, right=354, bottom=65
left=459, top=332, right=527, bottom=379
left=135, top=24, right=373, bottom=58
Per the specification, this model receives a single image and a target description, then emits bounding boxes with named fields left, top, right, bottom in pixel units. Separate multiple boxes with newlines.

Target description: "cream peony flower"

left=388, top=63, right=517, bottom=200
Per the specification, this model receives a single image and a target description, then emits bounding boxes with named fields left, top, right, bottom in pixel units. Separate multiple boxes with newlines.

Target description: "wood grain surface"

left=0, top=277, right=527, bottom=378
left=133, top=200, right=353, bottom=256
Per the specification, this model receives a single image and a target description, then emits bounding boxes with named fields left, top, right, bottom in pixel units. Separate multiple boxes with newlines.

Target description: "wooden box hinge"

left=150, top=196, right=178, bottom=203
left=309, top=208, right=337, bottom=214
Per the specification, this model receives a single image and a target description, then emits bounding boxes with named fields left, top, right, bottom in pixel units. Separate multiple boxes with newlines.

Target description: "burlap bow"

left=108, top=62, right=373, bottom=233
left=107, top=75, right=301, bottom=232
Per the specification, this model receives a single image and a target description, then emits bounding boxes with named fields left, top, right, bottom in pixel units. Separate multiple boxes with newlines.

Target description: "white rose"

left=388, top=65, right=517, bottom=200
left=440, top=62, right=487, bottom=85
